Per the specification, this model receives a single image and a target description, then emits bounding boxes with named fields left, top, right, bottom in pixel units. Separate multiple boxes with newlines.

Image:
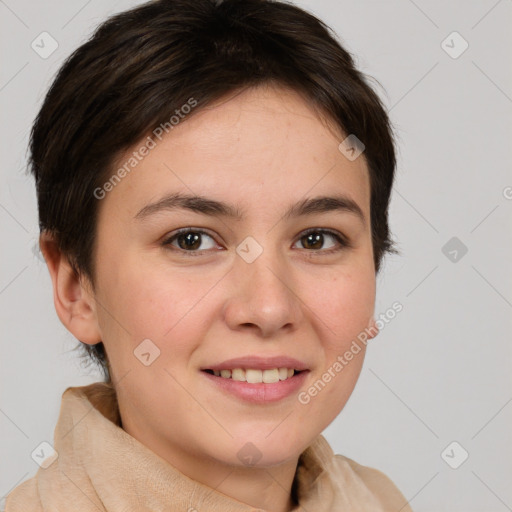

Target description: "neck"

left=122, top=417, right=300, bottom=512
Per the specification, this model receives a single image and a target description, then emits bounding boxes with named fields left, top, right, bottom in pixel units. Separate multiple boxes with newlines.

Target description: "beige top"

left=5, top=382, right=413, bottom=511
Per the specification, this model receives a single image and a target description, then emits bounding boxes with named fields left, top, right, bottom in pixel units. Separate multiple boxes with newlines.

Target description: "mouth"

left=200, top=368, right=310, bottom=403
left=201, top=368, right=305, bottom=383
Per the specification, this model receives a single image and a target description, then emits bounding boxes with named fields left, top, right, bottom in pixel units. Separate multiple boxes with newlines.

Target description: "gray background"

left=1, top=0, right=511, bottom=510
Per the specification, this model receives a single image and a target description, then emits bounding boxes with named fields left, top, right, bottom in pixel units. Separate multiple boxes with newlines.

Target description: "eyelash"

left=161, top=227, right=351, bottom=257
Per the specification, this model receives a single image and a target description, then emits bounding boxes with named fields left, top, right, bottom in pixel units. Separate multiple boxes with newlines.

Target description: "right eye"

left=161, top=228, right=220, bottom=255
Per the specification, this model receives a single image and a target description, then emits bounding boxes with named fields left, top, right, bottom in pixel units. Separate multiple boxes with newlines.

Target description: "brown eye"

left=162, top=229, right=217, bottom=253
left=300, top=232, right=324, bottom=250
left=294, top=229, right=349, bottom=253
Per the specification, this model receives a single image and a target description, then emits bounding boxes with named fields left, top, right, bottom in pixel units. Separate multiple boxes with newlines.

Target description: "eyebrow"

left=134, top=192, right=366, bottom=225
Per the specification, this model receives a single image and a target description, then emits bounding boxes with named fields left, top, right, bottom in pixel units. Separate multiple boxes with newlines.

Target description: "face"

left=88, top=85, right=376, bottom=472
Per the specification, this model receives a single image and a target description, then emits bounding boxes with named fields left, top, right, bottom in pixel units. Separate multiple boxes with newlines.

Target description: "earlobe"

left=367, top=316, right=379, bottom=340
left=39, top=232, right=102, bottom=345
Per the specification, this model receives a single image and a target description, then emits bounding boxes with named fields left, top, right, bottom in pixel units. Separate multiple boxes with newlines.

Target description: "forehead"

left=101, top=85, right=370, bottom=221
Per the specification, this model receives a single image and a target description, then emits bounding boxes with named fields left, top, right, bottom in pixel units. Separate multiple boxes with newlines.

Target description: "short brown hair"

left=30, top=0, right=399, bottom=381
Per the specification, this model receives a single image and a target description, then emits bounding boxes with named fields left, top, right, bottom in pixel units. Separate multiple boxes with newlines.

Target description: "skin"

left=41, top=84, right=379, bottom=512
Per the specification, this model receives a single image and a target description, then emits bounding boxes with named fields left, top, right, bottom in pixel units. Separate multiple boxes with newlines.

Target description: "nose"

left=222, top=247, right=303, bottom=338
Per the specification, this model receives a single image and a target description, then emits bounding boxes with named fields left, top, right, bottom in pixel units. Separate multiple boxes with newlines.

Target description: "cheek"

left=301, top=265, right=375, bottom=348
left=307, top=267, right=373, bottom=413
left=95, top=259, right=216, bottom=363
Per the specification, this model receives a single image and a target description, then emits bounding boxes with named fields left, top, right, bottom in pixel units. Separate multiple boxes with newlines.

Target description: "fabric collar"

left=6, top=381, right=411, bottom=512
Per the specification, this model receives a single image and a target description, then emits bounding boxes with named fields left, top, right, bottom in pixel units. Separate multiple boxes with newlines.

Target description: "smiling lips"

left=202, top=354, right=309, bottom=372
left=202, top=368, right=309, bottom=403
left=205, top=367, right=296, bottom=383
left=201, top=355, right=308, bottom=383
left=201, top=354, right=310, bottom=402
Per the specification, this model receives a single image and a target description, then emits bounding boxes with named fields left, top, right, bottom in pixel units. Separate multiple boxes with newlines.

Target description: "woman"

left=6, top=0, right=411, bottom=510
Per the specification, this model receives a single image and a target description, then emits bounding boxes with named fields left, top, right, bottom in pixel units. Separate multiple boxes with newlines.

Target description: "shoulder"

left=4, top=476, right=42, bottom=512
left=331, top=453, right=413, bottom=512
left=303, top=434, right=413, bottom=511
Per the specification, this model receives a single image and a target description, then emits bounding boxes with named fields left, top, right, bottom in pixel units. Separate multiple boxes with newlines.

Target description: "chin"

left=219, top=432, right=307, bottom=468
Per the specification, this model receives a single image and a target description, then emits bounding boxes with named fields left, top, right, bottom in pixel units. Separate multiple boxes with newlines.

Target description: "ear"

left=39, top=232, right=102, bottom=345
left=366, top=316, right=379, bottom=340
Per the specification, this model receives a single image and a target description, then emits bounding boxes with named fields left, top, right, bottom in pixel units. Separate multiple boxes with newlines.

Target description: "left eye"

left=162, top=228, right=348, bottom=255
left=292, top=229, right=347, bottom=252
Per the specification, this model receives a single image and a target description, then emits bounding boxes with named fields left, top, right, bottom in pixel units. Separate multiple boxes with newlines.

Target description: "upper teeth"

left=212, top=368, right=296, bottom=383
